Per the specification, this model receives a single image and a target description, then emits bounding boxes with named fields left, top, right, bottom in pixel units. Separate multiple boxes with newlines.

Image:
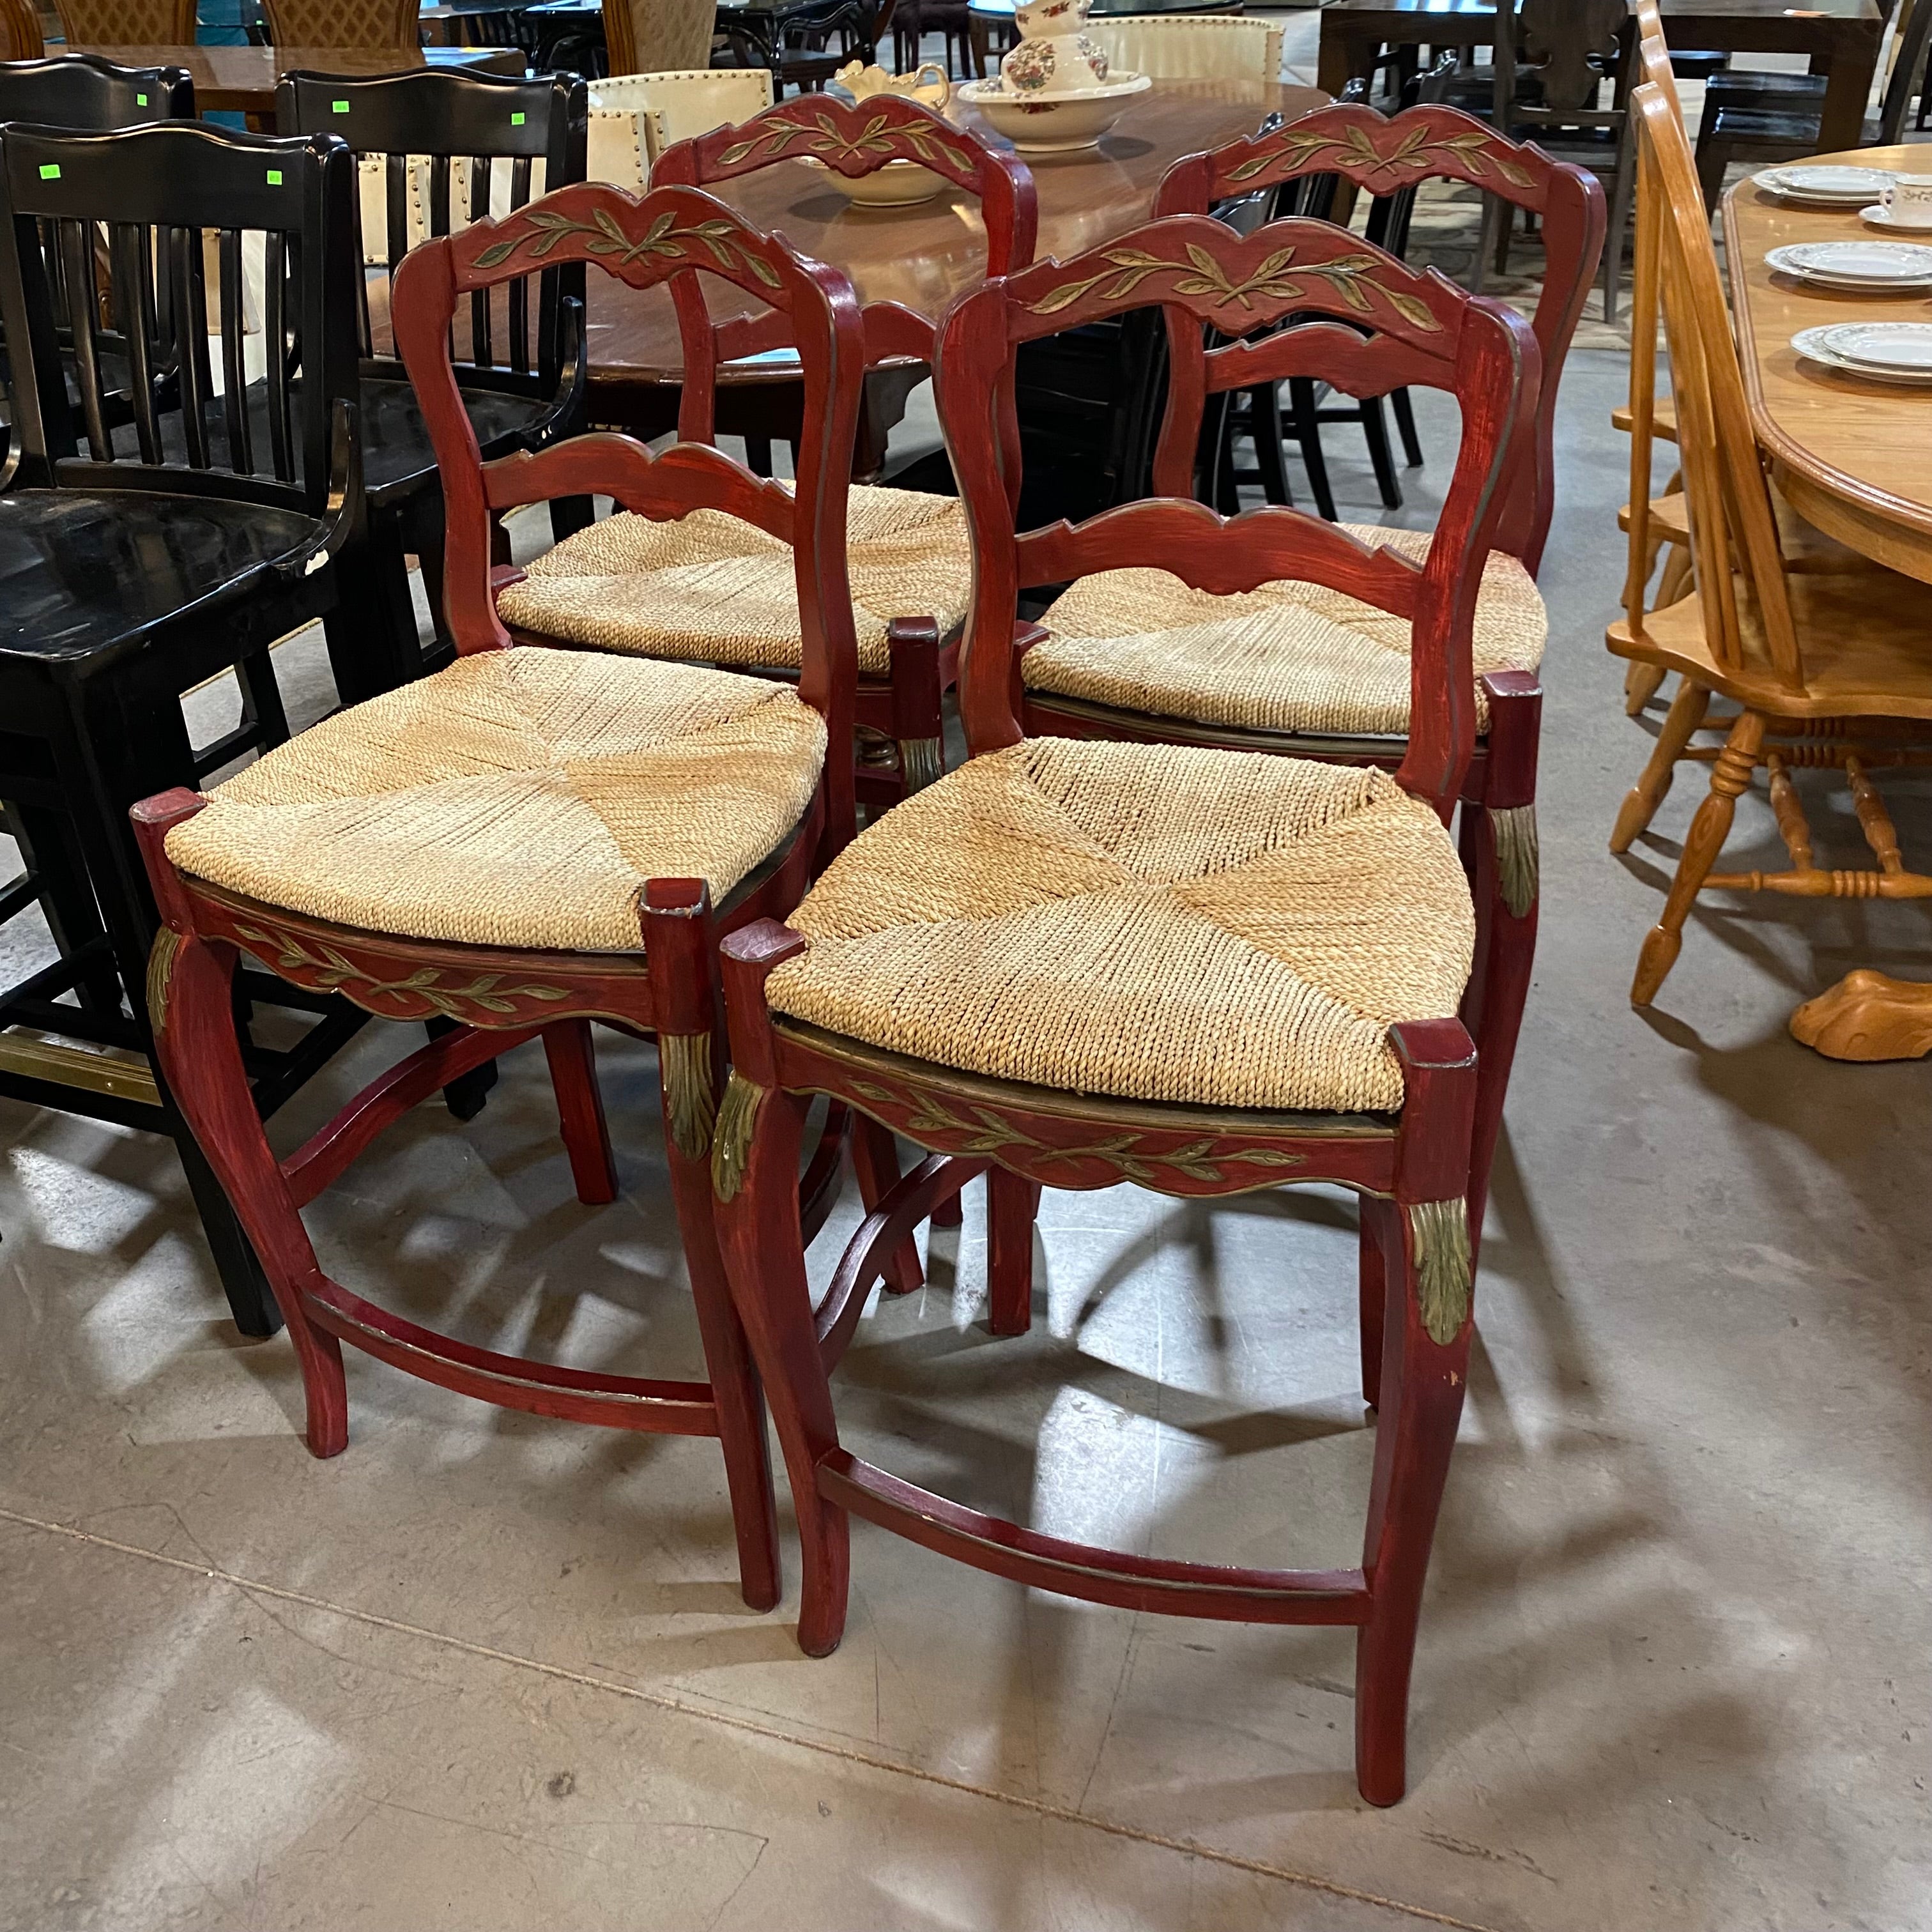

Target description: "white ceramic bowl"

left=805, top=157, right=949, bottom=206
left=955, top=73, right=1151, bottom=154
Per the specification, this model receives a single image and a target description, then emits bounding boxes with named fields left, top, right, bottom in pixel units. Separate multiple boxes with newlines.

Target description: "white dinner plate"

left=1757, top=164, right=1897, bottom=203
left=1766, top=240, right=1932, bottom=288
left=1820, top=321, right=1932, bottom=371
left=1793, top=323, right=1932, bottom=383
left=1860, top=202, right=1932, bottom=234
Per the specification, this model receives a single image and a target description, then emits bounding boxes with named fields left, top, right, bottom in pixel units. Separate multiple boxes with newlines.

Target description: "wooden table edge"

left=1722, top=173, right=1932, bottom=582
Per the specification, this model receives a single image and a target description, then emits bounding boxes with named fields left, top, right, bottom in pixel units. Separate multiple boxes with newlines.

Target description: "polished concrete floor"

left=5, top=225, right=1932, bottom=1932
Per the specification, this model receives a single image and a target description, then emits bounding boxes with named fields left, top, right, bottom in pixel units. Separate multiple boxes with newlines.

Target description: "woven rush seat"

left=497, top=486, right=974, bottom=678
left=1026, top=527, right=1546, bottom=739
left=767, top=737, right=1474, bottom=1114
left=165, top=649, right=827, bottom=953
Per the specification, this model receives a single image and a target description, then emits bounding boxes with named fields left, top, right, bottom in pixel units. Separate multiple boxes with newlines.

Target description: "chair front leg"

left=645, top=881, right=780, bottom=1612
left=986, top=1166, right=1041, bottom=1337
left=542, top=1019, right=619, bottom=1206
left=716, top=924, right=855, bottom=1654
left=134, top=797, right=349, bottom=1457
left=1355, top=1020, right=1477, bottom=1807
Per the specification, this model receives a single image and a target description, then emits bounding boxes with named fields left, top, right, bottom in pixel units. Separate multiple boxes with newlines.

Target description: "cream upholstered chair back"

left=1085, top=14, right=1282, bottom=82
left=586, top=68, right=774, bottom=188
left=601, top=0, right=719, bottom=75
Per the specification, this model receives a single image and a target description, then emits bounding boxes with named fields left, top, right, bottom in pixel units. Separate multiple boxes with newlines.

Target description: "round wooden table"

left=1723, top=148, right=1932, bottom=1059
left=579, top=77, right=1324, bottom=463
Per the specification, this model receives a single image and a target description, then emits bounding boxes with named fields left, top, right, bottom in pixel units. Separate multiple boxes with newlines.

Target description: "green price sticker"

left=38, top=163, right=59, bottom=180
left=266, top=168, right=284, bottom=185
left=510, top=111, right=526, bottom=125
left=136, top=92, right=148, bottom=105
left=332, top=100, right=349, bottom=113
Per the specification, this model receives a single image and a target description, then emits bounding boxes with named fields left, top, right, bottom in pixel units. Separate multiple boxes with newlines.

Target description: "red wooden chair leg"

left=851, top=1114, right=923, bottom=1295
left=542, top=1020, right=619, bottom=1206
left=887, top=616, right=944, bottom=793
left=644, top=882, right=781, bottom=1610
left=930, top=1190, right=965, bottom=1230
left=1466, top=675, right=1542, bottom=1252
left=714, top=1079, right=852, bottom=1656
left=150, top=925, right=349, bottom=1458
left=986, top=1166, right=1040, bottom=1336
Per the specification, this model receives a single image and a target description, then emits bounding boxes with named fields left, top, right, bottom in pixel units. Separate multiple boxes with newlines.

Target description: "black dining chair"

left=273, top=66, right=590, bottom=680
left=0, top=118, right=386, bottom=1336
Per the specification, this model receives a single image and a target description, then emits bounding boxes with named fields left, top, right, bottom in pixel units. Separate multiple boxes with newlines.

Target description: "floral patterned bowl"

left=955, top=72, right=1150, bottom=154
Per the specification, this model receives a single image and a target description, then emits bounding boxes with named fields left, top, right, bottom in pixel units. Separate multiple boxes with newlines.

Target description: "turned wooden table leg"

left=1791, top=972, right=1932, bottom=1061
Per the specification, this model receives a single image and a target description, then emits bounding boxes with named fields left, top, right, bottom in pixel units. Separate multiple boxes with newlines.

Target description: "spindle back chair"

left=131, top=179, right=874, bottom=1609
left=1609, top=82, right=1932, bottom=1006
left=0, top=119, right=366, bottom=1338
left=707, top=207, right=1538, bottom=1808
left=1158, top=101, right=1604, bottom=573
left=0, top=0, right=42, bottom=58
left=274, top=66, right=590, bottom=678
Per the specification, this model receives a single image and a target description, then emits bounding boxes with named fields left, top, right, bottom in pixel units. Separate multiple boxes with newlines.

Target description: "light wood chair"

left=52, top=0, right=195, bottom=43
left=586, top=66, right=774, bottom=189
left=1, top=0, right=43, bottom=59
left=1608, top=81, right=1932, bottom=1007
left=263, top=0, right=417, bottom=45
left=1084, top=13, right=1282, bottom=83
left=602, top=0, right=718, bottom=75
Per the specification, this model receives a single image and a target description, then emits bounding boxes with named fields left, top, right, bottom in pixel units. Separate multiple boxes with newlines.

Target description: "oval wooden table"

left=578, top=77, right=1324, bottom=464
left=1724, top=146, right=1932, bottom=1059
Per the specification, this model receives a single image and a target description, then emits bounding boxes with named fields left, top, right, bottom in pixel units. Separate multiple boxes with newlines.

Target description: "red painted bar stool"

left=708, top=211, right=1538, bottom=1804
left=494, top=93, right=1038, bottom=803
left=996, top=103, right=1603, bottom=1236
left=128, top=182, right=875, bottom=1611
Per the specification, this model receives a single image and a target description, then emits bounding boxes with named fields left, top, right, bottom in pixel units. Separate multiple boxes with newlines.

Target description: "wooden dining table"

left=1722, top=148, right=1932, bottom=1061
left=64, top=42, right=525, bottom=116
left=1317, top=0, right=1885, bottom=156
left=574, top=77, right=1325, bottom=463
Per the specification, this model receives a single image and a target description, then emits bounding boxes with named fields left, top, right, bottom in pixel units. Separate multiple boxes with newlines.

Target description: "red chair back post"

left=391, top=180, right=868, bottom=849
left=652, top=93, right=1038, bottom=422
left=933, top=213, right=1540, bottom=819
left=1156, top=103, right=1604, bottom=574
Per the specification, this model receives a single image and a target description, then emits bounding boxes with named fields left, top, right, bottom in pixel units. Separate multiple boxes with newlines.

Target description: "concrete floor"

left=6, top=82, right=1932, bottom=1920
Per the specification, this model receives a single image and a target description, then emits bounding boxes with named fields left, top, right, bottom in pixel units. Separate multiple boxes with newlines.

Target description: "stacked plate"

left=1792, top=321, right=1932, bottom=385
left=1753, top=163, right=1898, bottom=207
left=1765, top=238, right=1932, bottom=291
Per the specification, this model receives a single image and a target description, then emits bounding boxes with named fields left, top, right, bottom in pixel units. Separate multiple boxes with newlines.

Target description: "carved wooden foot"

left=1791, top=971, right=1932, bottom=1062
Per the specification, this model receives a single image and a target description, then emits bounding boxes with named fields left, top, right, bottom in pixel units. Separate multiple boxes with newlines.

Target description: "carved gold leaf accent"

left=711, top=1070, right=767, bottom=1202
left=1408, top=1198, right=1471, bottom=1346
left=470, top=208, right=782, bottom=288
left=1491, top=804, right=1539, bottom=921
left=230, top=924, right=571, bottom=1020
left=145, top=928, right=183, bottom=1036
left=847, top=1080, right=1303, bottom=1186
left=659, top=1030, right=718, bottom=1162
left=1222, top=121, right=1533, bottom=190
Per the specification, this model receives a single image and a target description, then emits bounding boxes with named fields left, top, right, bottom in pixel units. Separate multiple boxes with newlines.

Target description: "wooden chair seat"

left=165, top=647, right=828, bottom=953
left=503, top=484, right=972, bottom=677
left=765, top=736, right=1473, bottom=1114
left=1609, top=564, right=1932, bottom=721
left=1612, top=395, right=1676, bottom=441
left=1023, top=530, right=1545, bottom=740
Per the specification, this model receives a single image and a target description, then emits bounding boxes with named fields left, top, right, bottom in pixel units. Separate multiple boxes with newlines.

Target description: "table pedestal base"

left=1791, top=970, right=1932, bottom=1061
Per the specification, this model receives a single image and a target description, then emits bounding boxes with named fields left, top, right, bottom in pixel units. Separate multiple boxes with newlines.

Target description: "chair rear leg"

left=1288, top=376, right=1337, bottom=522
left=1392, top=387, right=1424, bottom=469
left=1631, top=709, right=1765, bottom=1006
left=1611, top=676, right=1711, bottom=852
left=987, top=1166, right=1041, bottom=1337
left=1361, top=395, right=1403, bottom=510
left=427, top=1014, right=498, bottom=1121
left=852, top=1115, right=923, bottom=1294
left=542, top=1019, right=618, bottom=1206
left=1250, top=382, right=1294, bottom=507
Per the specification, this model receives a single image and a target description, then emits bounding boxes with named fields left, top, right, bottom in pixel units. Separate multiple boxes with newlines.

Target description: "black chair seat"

left=0, top=490, right=320, bottom=661
left=1706, top=104, right=1825, bottom=147
left=353, top=376, right=555, bottom=495
left=1703, top=69, right=1825, bottom=111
